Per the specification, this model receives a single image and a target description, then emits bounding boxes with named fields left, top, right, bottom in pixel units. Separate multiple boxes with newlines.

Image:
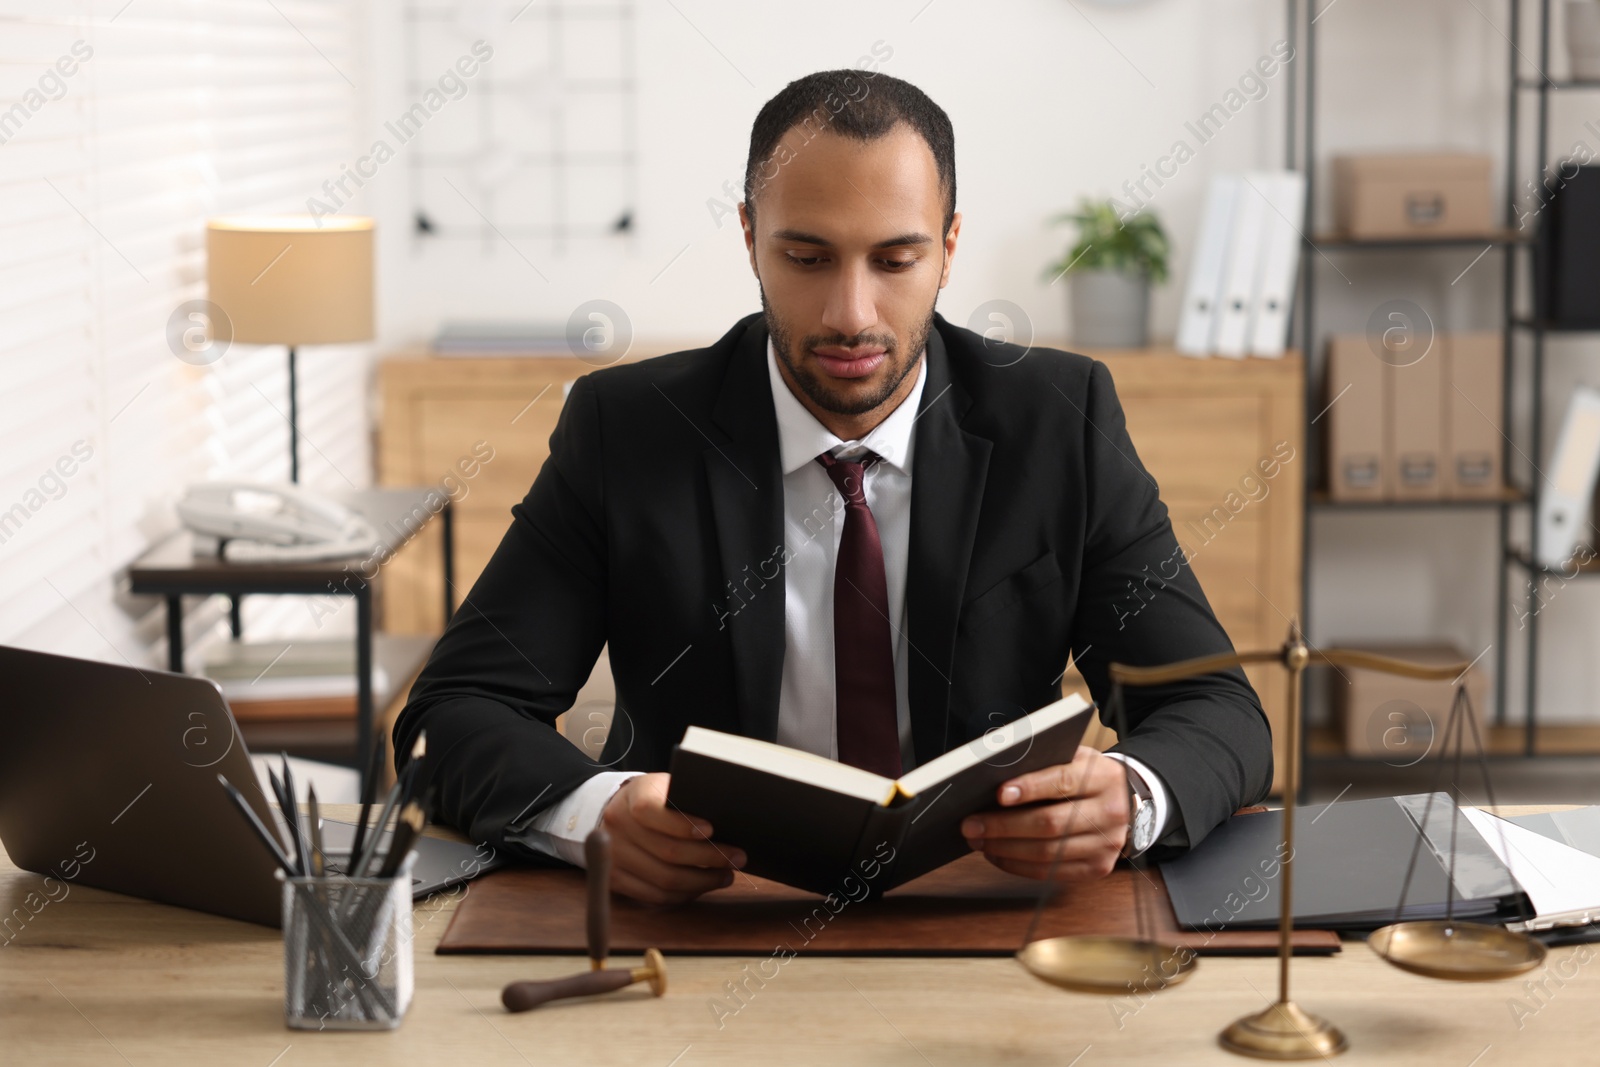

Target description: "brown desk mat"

left=436, top=852, right=1339, bottom=957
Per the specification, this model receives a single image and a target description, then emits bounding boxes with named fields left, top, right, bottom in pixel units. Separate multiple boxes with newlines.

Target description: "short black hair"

left=744, top=69, right=956, bottom=235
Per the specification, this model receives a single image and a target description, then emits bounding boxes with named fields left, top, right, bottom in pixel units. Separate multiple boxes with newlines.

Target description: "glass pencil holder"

left=279, top=853, right=415, bottom=1031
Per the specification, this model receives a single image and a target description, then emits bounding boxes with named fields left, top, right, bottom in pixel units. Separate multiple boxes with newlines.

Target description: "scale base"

left=1219, top=1000, right=1347, bottom=1060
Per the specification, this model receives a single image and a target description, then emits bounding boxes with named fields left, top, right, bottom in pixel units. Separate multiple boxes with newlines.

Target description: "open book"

left=665, top=695, right=1095, bottom=896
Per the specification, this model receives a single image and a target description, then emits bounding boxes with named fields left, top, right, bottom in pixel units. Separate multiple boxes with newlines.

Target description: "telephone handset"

left=176, top=482, right=379, bottom=562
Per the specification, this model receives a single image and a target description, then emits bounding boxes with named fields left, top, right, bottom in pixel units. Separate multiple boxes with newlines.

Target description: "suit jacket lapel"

left=906, top=320, right=992, bottom=765
left=704, top=316, right=787, bottom=743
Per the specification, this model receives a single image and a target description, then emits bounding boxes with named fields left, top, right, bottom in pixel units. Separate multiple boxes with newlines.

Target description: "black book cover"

left=666, top=747, right=884, bottom=896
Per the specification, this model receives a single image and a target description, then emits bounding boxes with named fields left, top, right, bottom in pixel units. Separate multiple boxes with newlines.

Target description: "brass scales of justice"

left=1015, top=619, right=1547, bottom=1060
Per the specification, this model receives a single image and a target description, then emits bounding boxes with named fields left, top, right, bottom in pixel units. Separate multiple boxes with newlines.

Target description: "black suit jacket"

left=395, top=312, right=1273, bottom=862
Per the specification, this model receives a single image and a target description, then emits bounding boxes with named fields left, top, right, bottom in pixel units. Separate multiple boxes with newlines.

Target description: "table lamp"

left=206, top=215, right=375, bottom=482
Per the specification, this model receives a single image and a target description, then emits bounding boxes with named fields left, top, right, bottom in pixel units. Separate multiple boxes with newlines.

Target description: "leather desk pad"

left=437, top=851, right=1340, bottom=957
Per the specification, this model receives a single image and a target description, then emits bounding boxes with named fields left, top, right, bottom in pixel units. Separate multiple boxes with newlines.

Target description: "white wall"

left=332, top=0, right=1595, bottom=726
left=357, top=0, right=1291, bottom=347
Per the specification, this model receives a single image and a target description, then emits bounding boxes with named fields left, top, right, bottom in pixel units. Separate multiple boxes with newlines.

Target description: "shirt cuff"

left=505, top=771, right=641, bottom=866
left=1103, top=752, right=1176, bottom=856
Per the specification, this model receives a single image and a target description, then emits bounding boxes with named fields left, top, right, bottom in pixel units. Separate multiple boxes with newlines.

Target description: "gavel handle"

left=586, top=827, right=611, bottom=965
left=502, top=969, right=635, bottom=1012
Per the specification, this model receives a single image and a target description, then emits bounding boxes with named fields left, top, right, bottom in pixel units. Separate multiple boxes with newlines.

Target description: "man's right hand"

left=598, top=772, right=745, bottom=904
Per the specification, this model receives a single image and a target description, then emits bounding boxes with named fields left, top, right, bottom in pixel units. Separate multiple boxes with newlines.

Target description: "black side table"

left=127, top=488, right=454, bottom=792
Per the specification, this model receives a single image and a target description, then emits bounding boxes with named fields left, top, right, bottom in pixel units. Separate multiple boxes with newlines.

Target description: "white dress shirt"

left=511, top=340, right=1174, bottom=865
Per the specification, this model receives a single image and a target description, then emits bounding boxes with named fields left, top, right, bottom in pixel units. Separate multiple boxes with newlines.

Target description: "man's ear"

left=938, top=211, right=962, bottom=289
left=738, top=201, right=758, bottom=276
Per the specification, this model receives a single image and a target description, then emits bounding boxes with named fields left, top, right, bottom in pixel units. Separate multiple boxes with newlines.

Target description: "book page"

left=896, top=694, right=1089, bottom=798
left=677, top=727, right=897, bottom=804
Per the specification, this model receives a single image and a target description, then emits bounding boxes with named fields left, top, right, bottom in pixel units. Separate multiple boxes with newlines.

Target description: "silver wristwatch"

left=1124, top=770, right=1158, bottom=857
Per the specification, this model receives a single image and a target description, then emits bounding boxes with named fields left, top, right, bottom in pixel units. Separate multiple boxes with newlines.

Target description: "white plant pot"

left=1069, top=268, right=1150, bottom=348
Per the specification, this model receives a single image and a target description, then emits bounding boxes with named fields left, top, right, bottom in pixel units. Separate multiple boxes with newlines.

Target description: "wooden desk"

left=3, top=805, right=1594, bottom=1064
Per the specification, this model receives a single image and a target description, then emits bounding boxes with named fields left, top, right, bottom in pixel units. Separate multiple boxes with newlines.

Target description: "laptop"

left=0, top=645, right=503, bottom=927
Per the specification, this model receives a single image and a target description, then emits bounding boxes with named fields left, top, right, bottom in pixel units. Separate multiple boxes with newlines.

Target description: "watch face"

left=1132, top=798, right=1157, bottom=852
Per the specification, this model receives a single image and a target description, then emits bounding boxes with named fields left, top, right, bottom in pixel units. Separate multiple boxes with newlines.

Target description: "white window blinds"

left=0, top=0, right=368, bottom=661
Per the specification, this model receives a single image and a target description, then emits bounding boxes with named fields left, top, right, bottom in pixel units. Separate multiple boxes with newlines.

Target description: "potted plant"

left=1044, top=197, right=1169, bottom=348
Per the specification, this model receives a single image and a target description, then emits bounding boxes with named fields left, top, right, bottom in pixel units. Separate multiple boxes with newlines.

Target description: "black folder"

left=1161, top=793, right=1530, bottom=933
left=1534, top=164, right=1600, bottom=328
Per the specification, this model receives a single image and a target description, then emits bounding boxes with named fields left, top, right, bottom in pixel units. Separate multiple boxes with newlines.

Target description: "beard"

left=761, top=283, right=933, bottom=418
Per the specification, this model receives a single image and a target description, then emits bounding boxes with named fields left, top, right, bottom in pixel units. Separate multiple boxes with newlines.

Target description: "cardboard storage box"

left=1336, top=643, right=1488, bottom=760
left=1325, top=335, right=1387, bottom=501
left=1333, top=153, right=1494, bottom=239
left=1324, top=332, right=1505, bottom=501
left=1390, top=347, right=1444, bottom=500
left=1445, top=332, right=1504, bottom=497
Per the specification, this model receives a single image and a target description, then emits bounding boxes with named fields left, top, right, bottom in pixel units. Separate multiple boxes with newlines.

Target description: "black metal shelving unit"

left=1285, top=0, right=1600, bottom=772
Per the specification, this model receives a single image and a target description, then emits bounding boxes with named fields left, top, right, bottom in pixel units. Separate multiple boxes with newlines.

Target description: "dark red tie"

left=816, top=450, right=902, bottom=778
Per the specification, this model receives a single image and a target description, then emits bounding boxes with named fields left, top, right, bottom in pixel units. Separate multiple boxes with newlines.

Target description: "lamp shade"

left=206, top=215, right=374, bottom=345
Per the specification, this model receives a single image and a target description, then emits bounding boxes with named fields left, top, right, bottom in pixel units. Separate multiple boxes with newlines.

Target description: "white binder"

left=1247, top=171, right=1306, bottom=358
left=1536, top=385, right=1600, bottom=569
left=1212, top=175, right=1268, bottom=359
left=1176, top=174, right=1240, bottom=357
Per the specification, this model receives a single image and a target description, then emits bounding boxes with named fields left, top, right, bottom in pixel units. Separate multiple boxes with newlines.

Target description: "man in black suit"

left=396, top=70, right=1272, bottom=904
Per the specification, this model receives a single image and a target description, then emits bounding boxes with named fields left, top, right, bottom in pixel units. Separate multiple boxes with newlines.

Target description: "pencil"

left=307, top=784, right=325, bottom=878
left=353, top=732, right=424, bottom=878
left=280, top=753, right=309, bottom=878
left=375, top=802, right=426, bottom=880
left=217, top=775, right=296, bottom=877
left=347, top=735, right=384, bottom=873
left=266, top=763, right=301, bottom=876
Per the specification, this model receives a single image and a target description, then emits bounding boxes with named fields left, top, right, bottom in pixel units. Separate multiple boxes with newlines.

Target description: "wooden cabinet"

left=376, top=352, right=663, bottom=634
left=377, top=345, right=1304, bottom=792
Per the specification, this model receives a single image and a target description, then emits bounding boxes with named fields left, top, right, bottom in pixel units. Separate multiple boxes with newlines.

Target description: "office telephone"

left=176, top=482, right=379, bottom=562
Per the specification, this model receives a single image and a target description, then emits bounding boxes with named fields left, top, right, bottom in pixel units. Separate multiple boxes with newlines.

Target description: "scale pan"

left=1369, top=920, right=1545, bottom=981
left=1017, top=936, right=1195, bottom=995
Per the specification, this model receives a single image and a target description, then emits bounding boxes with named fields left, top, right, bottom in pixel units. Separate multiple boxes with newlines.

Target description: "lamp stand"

left=287, top=344, right=299, bottom=483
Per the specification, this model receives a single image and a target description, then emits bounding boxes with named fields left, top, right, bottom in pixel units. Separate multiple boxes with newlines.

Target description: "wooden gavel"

left=501, top=827, right=668, bottom=1012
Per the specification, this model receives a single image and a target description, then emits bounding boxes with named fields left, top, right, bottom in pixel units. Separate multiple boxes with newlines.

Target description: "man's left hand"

left=960, top=745, right=1130, bottom=881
